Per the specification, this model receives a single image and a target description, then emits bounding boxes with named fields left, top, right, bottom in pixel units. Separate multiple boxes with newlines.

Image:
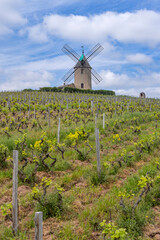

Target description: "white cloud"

left=94, top=70, right=129, bottom=88
left=0, top=25, right=13, bottom=35
left=116, top=88, right=140, bottom=97
left=96, top=71, right=160, bottom=97
left=28, top=10, right=160, bottom=46
left=126, top=53, right=152, bottom=64
left=0, top=0, right=27, bottom=36
left=93, top=70, right=160, bottom=97
left=14, top=55, right=73, bottom=71
left=27, top=24, right=48, bottom=43
left=116, top=87, right=160, bottom=98
left=0, top=69, right=53, bottom=91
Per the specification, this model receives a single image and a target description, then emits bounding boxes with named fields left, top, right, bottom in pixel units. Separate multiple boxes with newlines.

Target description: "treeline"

left=23, top=87, right=115, bottom=96
left=62, top=87, right=115, bottom=95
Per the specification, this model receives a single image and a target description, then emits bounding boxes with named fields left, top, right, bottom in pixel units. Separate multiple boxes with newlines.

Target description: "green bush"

left=63, top=87, right=115, bottom=95
left=90, top=170, right=107, bottom=185
left=36, top=191, right=63, bottom=219
left=0, top=144, right=8, bottom=168
left=118, top=206, right=146, bottom=239
left=32, top=177, right=63, bottom=219
left=36, top=86, right=115, bottom=95
left=39, top=87, right=62, bottom=92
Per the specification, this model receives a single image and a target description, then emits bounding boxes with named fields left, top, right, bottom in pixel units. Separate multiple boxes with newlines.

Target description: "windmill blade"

left=62, top=44, right=80, bottom=63
left=91, top=68, right=103, bottom=84
left=62, top=67, right=81, bottom=84
left=86, top=43, right=104, bottom=62
left=62, top=67, right=76, bottom=83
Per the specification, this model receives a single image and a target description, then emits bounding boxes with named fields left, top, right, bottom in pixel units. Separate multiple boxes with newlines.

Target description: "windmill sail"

left=91, top=68, right=103, bottom=84
left=86, top=43, right=104, bottom=62
left=62, top=67, right=76, bottom=83
left=62, top=44, right=80, bottom=63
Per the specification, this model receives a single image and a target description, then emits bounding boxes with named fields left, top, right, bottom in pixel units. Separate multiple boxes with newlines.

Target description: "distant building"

left=139, top=92, right=146, bottom=98
left=58, top=83, right=76, bottom=90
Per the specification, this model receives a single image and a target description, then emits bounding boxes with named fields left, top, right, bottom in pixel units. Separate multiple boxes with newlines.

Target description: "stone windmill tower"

left=62, top=44, right=104, bottom=90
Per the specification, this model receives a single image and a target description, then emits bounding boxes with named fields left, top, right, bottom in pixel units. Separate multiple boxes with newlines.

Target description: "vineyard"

left=0, top=91, right=160, bottom=240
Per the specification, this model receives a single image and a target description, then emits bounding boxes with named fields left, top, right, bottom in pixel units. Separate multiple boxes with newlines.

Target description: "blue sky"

left=1, top=0, right=160, bottom=97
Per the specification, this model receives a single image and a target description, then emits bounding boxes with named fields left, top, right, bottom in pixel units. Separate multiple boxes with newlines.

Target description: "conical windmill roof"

left=74, top=55, right=92, bottom=69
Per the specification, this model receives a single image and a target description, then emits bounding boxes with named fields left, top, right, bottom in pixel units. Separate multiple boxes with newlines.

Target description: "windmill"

left=62, top=43, right=104, bottom=90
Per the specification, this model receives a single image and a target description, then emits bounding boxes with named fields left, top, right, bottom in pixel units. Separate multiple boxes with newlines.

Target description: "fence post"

left=95, top=115, right=97, bottom=134
left=91, top=100, right=93, bottom=112
left=96, top=128, right=101, bottom=177
left=35, top=212, right=43, bottom=240
left=103, top=113, right=105, bottom=129
left=34, top=105, right=36, bottom=119
left=57, top=117, right=60, bottom=144
left=12, top=150, right=18, bottom=235
left=48, top=107, right=50, bottom=128
left=28, top=104, right=30, bottom=119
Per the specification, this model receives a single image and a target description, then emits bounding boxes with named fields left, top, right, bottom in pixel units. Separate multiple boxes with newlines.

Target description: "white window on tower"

left=81, top=83, right=84, bottom=89
left=81, top=68, right=84, bottom=74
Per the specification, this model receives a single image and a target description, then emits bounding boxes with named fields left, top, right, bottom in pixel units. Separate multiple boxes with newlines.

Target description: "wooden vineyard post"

left=7, top=97, right=10, bottom=108
left=96, top=128, right=101, bottom=177
left=95, top=115, right=97, bottom=132
left=12, top=150, right=18, bottom=235
left=45, top=109, right=47, bottom=120
left=48, top=107, right=50, bottom=128
left=91, top=100, right=93, bottom=112
left=28, top=104, right=30, bottom=119
left=35, top=212, right=43, bottom=240
left=34, top=105, right=36, bottom=119
left=103, top=113, right=105, bottom=129
left=57, top=117, right=60, bottom=144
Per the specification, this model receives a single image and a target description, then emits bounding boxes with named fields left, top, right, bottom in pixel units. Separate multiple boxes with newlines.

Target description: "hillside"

left=0, top=92, right=160, bottom=240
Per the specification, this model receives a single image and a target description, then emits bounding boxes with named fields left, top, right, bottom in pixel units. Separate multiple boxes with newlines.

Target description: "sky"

left=1, top=0, right=160, bottom=97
